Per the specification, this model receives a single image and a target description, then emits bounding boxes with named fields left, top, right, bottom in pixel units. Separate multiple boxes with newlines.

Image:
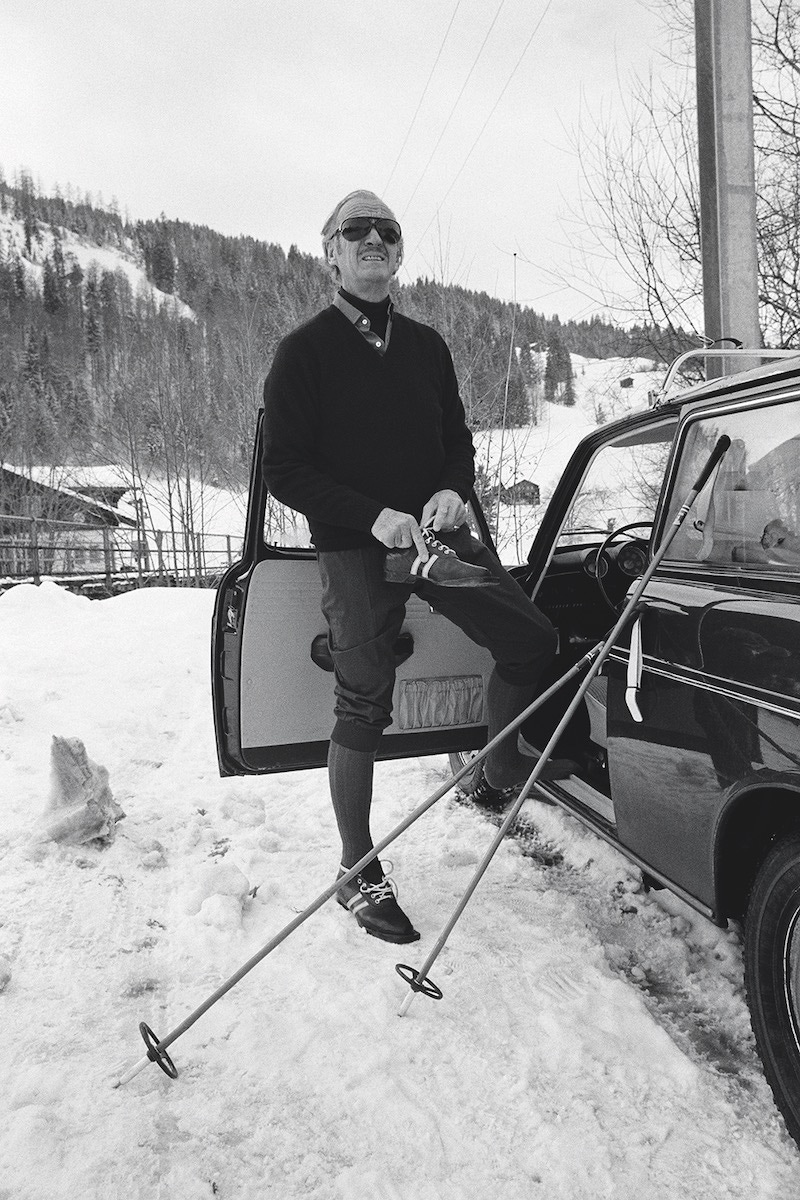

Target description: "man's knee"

left=331, top=716, right=385, bottom=753
left=326, top=624, right=399, bottom=750
left=496, top=617, right=558, bottom=686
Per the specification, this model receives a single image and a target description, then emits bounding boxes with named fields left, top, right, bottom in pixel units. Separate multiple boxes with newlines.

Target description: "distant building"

left=497, top=479, right=541, bottom=506
left=0, top=464, right=136, bottom=579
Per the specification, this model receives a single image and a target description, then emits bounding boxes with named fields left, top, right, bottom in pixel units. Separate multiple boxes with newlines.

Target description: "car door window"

left=662, top=397, right=800, bottom=571
left=263, top=496, right=312, bottom=551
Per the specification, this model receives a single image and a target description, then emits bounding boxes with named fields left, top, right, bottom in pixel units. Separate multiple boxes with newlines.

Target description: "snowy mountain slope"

left=0, top=583, right=797, bottom=1199
left=0, top=210, right=194, bottom=320
left=476, top=355, right=663, bottom=495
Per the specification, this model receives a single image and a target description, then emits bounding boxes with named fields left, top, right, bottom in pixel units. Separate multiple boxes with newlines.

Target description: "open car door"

left=212, top=412, right=497, bottom=776
left=505, top=406, right=681, bottom=826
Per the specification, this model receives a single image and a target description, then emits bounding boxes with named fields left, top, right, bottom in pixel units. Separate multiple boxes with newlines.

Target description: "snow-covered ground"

left=2, top=582, right=800, bottom=1198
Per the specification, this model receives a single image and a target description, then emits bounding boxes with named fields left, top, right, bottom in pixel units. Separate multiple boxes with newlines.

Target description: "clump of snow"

left=220, top=786, right=266, bottom=827
left=1, top=578, right=798, bottom=1197
left=183, top=861, right=252, bottom=923
left=137, top=838, right=167, bottom=869
left=36, top=735, right=124, bottom=846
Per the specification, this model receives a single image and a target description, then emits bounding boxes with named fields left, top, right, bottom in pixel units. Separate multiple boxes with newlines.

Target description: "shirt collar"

left=332, top=290, right=393, bottom=355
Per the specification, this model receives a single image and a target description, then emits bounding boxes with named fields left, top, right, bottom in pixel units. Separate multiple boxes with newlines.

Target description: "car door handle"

left=625, top=615, right=644, bottom=722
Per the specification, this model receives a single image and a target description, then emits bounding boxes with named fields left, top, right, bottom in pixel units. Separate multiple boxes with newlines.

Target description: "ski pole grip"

left=691, top=435, right=731, bottom=493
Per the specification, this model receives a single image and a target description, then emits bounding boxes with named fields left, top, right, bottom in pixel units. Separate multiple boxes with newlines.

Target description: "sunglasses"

left=335, top=217, right=402, bottom=245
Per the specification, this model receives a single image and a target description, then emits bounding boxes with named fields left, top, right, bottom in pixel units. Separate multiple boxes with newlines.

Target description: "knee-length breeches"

left=318, top=529, right=557, bottom=752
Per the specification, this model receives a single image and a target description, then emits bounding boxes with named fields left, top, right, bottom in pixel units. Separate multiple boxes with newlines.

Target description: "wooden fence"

left=0, top=514, right=243, bottom=595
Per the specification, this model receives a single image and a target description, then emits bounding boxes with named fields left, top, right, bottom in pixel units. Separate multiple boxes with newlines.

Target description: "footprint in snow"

left=536, top=968, right=587, bottom=1001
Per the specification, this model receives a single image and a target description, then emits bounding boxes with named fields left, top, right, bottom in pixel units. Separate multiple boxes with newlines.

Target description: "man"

left=262, top=190, right=557, bottom=944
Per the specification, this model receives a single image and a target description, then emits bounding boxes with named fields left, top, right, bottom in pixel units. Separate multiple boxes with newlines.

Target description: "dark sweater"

left=262, top=304, right=475, bottom=550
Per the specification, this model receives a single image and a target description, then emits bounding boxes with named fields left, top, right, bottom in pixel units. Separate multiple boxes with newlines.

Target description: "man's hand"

left=371, top=508, right=429, bottom=559
left=421, top=489, right=467, bottom=532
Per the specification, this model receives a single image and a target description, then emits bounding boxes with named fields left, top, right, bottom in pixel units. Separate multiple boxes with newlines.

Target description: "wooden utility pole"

left=694, top=0, right=761, bottom=376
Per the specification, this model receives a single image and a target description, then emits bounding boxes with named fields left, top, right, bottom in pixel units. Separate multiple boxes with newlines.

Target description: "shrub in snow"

left=0, top=956, right=11, bottom=993
left=36, top=736, right=124, bottom=846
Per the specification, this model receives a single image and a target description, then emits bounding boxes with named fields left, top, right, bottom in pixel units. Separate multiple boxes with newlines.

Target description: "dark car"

left=212, top=352, right=800, bottom=1144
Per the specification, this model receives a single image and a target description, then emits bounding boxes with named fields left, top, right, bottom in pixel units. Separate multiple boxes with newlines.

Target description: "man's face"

left=329, top=218, right=401, bottom=300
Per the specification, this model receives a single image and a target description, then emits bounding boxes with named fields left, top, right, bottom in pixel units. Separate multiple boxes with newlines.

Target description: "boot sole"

left=359, top=923, right=421, bottom=944
left=336, top=895, right=421, bottom=943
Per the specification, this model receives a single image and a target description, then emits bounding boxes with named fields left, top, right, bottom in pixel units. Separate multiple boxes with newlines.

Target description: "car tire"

left=448, top=749, right=483, bottom=794
left=744, top=832, right=800, bottom=1145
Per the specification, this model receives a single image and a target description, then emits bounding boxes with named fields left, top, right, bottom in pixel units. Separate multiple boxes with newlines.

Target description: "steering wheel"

left=596, top=521, right=654, bottom=612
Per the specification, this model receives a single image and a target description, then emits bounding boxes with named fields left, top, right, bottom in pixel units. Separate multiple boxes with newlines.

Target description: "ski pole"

left=396, top=434, right=731, bottom=1016
left=113, top=648, right=602, bottom=1088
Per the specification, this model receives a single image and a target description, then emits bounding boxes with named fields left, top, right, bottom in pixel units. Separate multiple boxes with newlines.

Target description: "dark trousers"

left=318, top=529, right=557, bottom=753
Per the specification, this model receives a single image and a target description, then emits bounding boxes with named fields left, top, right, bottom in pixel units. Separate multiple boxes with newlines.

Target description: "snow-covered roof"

left=0, top=462, right=137, bottom=526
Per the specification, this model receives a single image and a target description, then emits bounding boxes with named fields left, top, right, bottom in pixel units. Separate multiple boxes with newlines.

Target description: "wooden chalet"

left=0, top=464, right=137, bottom=581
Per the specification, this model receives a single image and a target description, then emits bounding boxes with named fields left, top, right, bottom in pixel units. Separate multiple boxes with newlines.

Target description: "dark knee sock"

left=483, top=671, right=537, bottom=790
left=328, top=740, right=383, bottom=884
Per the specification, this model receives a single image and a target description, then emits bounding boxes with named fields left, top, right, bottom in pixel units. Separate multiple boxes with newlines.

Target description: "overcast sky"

left=1, top=0, right=671, bottom=321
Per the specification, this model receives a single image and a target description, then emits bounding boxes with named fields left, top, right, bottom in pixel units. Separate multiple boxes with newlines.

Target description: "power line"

left=409, top=0, right=554, bottom=259
left=399, top=0, right=507, bottom=218
left=383, top=1, right=463, bottom=196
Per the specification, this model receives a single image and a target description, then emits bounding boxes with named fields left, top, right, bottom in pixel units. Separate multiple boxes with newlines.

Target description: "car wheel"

left=744, top=832, right=800, bottom=1145
left=448, top=749, right=483, bottom=794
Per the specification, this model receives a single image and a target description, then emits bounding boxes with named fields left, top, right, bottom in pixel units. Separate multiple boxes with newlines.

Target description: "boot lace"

left=422, top=527, right=456, bottom=556
left=360, top=860, right=399, bottom=903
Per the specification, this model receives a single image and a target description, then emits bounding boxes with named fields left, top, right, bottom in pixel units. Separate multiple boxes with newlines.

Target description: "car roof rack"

left=651, top=347, right=800, bottom=408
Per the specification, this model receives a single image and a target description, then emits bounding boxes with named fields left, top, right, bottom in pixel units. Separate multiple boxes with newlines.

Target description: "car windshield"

left=557, top=421, right=677, bottom=549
